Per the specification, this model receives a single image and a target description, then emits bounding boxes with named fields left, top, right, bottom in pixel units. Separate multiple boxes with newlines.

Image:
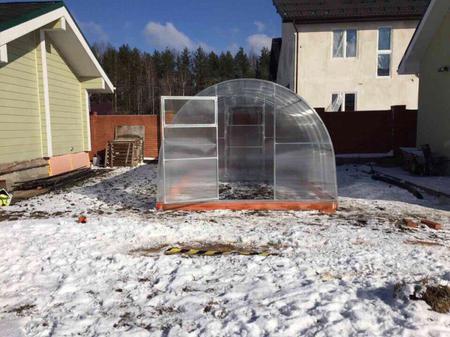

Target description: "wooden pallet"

left=105, top=138, right=143, bottom=167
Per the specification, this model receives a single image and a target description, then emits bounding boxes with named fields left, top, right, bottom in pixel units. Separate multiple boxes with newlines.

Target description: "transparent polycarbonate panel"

left=264, top=102, right=274, bottom=138
left=275, top=143, right=337, bottom=200
left=218, top=99, right=226, bottom=138
left=160, top=96, right=218, bottom=204
left=229, top=106, right=263, bottom=125
left=183, top=78, right=338, bottom=203
left=157, top=157, right=165, bottom=203
left=264, top=138, right=274, bottom=185
left=164, top=98, right=216, bottom=125
left=227, top=125, right=263, bottom=147
left=226, top=147, right=265, bottom=182
left=164, top=127, right=217, bottom=159
left=218, top=138, right=225, bottom=179
left=276, top=100, right=319, bottom=144
left=164, top=158, right=218, bottom=203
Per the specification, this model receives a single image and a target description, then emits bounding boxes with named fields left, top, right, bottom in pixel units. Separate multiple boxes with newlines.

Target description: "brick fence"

left=90, top=105, right=417, bottom=160
left=90, top=114, right=160, bottom=160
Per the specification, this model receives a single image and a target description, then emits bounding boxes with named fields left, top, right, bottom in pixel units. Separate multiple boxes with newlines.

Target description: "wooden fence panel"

left=90, top=107, right=417, bottom=160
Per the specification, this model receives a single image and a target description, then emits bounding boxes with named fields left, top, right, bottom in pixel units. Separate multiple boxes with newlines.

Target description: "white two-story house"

left=273, top=0, right=429, bottom=111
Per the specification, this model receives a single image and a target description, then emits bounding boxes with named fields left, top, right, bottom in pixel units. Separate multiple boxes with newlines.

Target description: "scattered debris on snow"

left=0, top=164, right=448, bottom=337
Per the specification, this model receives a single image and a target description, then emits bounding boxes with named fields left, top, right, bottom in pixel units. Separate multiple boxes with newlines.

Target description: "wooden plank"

left=421, top=219, right=443, bottom=230
left=14, top=168, right=94, bottom=190
left=156, top=200, right=338, bottom=213
left=0, top=158, right=48, bottom=175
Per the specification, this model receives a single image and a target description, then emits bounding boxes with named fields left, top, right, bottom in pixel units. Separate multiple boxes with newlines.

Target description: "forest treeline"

left=91, top=44, right=272, bottom=115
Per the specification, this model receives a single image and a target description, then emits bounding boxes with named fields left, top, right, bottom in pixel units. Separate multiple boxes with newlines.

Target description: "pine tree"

left=218, top=51, right=235, bottom=82
left=207, top=51, right=220, bottom=86
left=142, top=52, right=157, bottom=114
left=192, top=47, right=209, bottom=91
left=90, top=43, right=272, bottom=114
left=234, top=47, right=255, bottom=78
left=256, top=47, right=271, bottom=80
left=176, top=48, right=192, bottom=96
left=160, top=49, right=176, bottom=96
left=117, top=44, right=133, bottom=113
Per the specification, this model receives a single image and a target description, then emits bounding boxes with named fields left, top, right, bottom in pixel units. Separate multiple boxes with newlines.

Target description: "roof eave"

left=398, top=0, right=448, bottom=75
left=281, top=15, right=423, bottom=24
left=398, top=60, right=420, bottom=75
left=0, top=5, right=114, bottom=93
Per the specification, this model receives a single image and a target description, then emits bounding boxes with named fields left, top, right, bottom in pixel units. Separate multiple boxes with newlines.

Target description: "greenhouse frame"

left=157, top=79, right=338, bottom=212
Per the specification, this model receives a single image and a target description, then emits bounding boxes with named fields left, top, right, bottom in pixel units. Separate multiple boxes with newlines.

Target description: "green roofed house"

left=0, top=1, right=114, bottom=187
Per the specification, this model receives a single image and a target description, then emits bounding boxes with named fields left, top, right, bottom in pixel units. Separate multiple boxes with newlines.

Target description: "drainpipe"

left=293, top=21, right=300, bottom=94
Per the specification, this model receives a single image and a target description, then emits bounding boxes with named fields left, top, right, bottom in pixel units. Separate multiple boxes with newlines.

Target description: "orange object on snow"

left=78, top=215, right=87, bottom=224
left=421, top=219, right=443, bottom=230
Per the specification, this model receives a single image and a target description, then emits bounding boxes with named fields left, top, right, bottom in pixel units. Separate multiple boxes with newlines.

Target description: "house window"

left=331, top=93, right=356, bottom=111
left=333, top=29, right=357, bottom=58
left=377, top=27, right=392, bottom=76
left=344, top=93, right=356, bottom=111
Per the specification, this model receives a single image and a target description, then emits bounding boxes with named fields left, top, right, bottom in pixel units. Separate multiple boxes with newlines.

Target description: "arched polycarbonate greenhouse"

left=156, top=79, right=338, bottom=212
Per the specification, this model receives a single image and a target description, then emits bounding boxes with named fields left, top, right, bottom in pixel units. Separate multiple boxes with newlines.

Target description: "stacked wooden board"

left=105, top=138, right=144, bottom=167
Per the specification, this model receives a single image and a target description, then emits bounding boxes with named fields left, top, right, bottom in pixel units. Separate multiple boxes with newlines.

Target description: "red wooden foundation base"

left=48, top=152, right=90, bottom=176
left=156, top=200, right=337, bottom=213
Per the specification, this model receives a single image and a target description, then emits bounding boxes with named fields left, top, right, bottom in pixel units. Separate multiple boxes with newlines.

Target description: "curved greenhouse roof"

left=157, top=79, right=337, bottom=212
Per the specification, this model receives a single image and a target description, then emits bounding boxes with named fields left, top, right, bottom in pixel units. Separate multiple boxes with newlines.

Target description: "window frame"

left=344, top=92, right=357, bottom=111
left=332, top=29, right=358, bottom=59
left=331, top=93, right=343, bottom=111
left=331, top=92, right=357, bottom=111
left=376, top=27, right=393, bottom=78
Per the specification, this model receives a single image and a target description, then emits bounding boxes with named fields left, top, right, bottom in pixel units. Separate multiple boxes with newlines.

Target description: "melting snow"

left=0, top=164, right=449, bottom=337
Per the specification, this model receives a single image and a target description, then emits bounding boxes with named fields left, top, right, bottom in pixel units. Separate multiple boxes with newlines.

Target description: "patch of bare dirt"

left=0, top=210, right=25, bottom=222
left=0, top=210, right=73, bottom=222
left=411, top=285, right=450, bottom=314
left=130, top=241, right=282, bottom=257
left=6, top=304, right=36, bottom=316
left=422, top=286, right=450, bottom=313
left=219, top=183, right=273, bottom=200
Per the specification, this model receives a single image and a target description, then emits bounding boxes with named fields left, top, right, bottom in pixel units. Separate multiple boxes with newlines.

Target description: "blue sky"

left=61, top=0, right=282, bottom=54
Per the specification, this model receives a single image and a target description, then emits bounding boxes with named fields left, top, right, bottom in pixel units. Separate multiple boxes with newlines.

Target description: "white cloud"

left=79, top=21, right=109, bottom=43
left=143, top=21, right=212, bottom=51
left=254, top=21, right=266, bottom=33
left=247, top=34, right=272, bottom=53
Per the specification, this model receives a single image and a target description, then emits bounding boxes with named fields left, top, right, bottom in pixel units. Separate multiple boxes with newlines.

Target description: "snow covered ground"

left=0, top=164, right=449, bottom=337
left=338, top=165, right=450, bottom=212
left=371, top=165, right=450, bottom=197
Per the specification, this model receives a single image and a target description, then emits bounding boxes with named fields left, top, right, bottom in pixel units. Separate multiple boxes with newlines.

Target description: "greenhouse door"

left=161, top=96, right=219, bottom=204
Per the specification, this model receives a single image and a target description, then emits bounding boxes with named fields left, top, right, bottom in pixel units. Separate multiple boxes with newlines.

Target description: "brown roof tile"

left=0, top=1, right=64, bottom=32
left=273, top=0, right=430, bottom=23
